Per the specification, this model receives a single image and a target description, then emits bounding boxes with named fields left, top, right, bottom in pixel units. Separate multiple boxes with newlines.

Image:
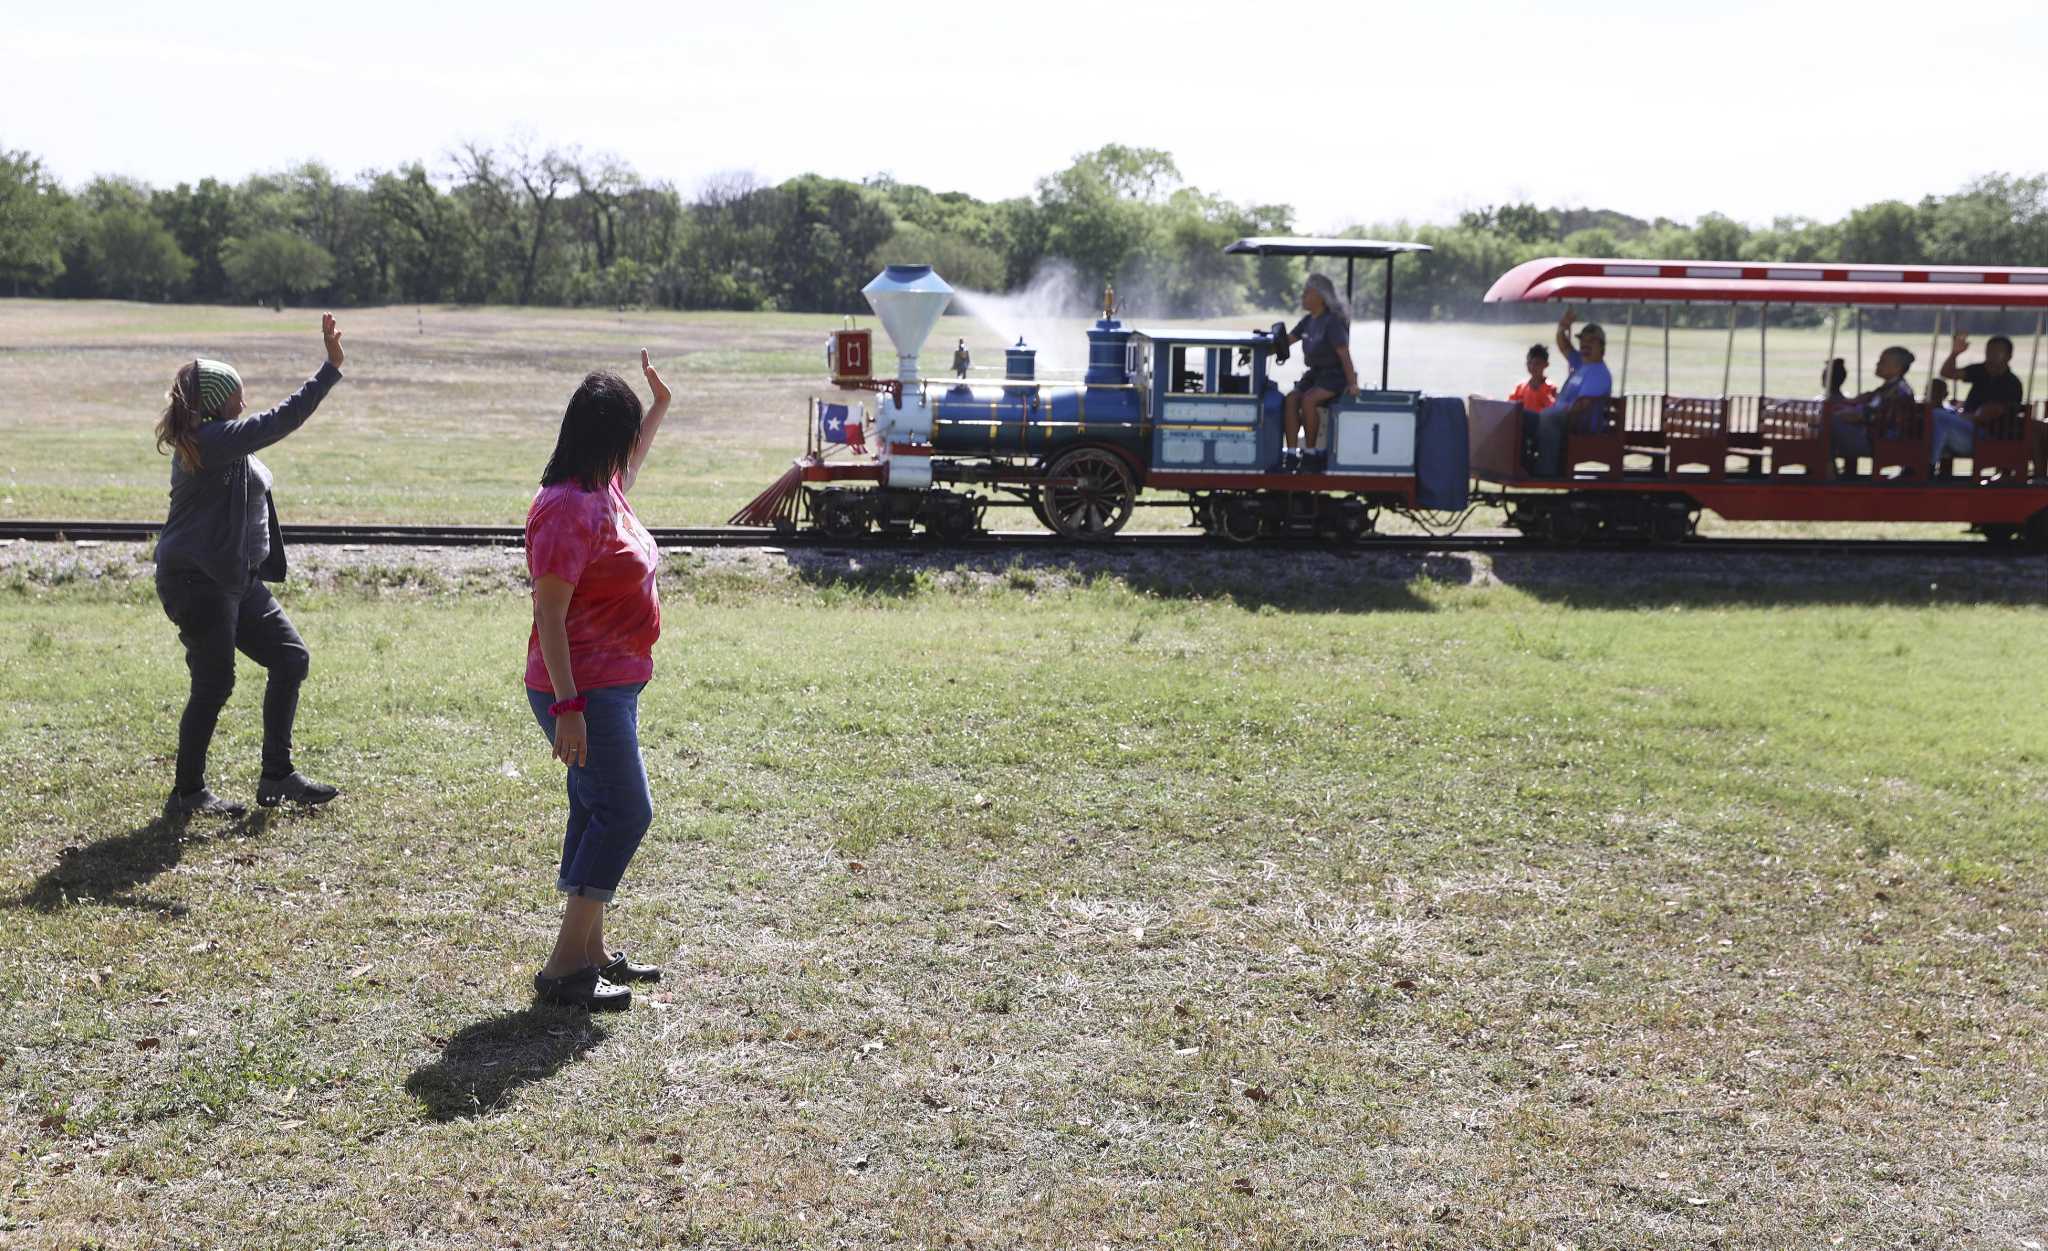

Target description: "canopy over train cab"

left=1225, top=236, right=1433, bottom=390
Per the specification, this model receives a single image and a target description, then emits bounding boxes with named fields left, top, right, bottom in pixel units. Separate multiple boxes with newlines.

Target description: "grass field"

left=3, top=298, right=2025, bottom=536
left=3, top=544, right=2046, bottom=1248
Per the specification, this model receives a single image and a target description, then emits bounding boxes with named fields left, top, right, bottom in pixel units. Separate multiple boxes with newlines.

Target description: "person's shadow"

left=13, top=811, right=265, bottom=914
left=405, top=1007, right=611, bottom=1121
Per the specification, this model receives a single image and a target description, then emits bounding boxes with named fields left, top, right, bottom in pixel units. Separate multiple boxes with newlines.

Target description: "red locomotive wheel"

left=1041, top=448, right=1136, bottom=540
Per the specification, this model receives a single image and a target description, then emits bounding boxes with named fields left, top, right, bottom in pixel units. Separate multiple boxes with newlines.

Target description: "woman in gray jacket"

left=153, top=315, right=346, bottom=817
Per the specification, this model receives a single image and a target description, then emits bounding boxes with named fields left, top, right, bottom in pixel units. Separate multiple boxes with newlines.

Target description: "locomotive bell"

left=861, top=264, right=954, bottom=383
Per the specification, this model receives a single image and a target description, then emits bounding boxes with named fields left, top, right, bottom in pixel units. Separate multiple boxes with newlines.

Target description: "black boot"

left=164, top=787, right=248, bottom=819
left=257, top=772, right=339, bottom=808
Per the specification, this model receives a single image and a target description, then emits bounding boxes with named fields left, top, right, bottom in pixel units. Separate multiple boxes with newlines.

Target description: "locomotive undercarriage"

left=801, top=448, right=1397, bottom=544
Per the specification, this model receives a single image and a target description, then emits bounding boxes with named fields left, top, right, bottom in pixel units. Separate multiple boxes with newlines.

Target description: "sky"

left=9, top=0, right=2047, bottom=232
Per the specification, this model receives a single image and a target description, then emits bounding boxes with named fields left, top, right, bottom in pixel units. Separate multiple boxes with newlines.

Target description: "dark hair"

left=1988, top=334, right=2014, bottom=355
left=154, top=361, right=205, bottom=472
left=1927, top=378, right=1949, bottom=402
left=540, top=371, right=643, bottom=491
left=1880, top=345, right=1916, bottom=371
left=1527, top=344, right=1549, bottom=362
left=1823, top=358, right=1848, bottom=391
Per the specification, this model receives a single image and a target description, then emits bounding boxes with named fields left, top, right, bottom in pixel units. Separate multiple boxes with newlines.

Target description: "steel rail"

left=0, top=518, right=2026, bottom=557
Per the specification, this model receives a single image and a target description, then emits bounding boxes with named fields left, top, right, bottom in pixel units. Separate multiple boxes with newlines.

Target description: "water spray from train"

left=948, top=260, right=1091, bottom=376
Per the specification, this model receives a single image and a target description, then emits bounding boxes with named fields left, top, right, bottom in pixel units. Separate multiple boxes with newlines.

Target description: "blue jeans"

left=1931, top=408, right=1974, bottom=467
left=526, top=683, right=652, bottom=902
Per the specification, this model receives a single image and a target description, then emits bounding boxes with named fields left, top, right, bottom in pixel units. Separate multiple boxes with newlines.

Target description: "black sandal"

left=533, top=966, right=632, bottom=1011
left=598, top=951, right=662, bottom=983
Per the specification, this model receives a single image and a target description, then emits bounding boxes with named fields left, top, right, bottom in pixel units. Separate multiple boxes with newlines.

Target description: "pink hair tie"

left=549, top=696, right=588, bottom=717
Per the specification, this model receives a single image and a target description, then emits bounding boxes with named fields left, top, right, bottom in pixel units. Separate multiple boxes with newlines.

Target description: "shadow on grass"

left=787, top=547, right=1463, bottom=612
left=1487, top=550, right=2048, bottom=609
left=405, top=1006, right=610, bottom=1121
left=12, top=810, right=266, bottom=913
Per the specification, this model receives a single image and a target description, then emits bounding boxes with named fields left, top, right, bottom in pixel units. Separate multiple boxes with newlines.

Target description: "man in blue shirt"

left=1524, top=308, right=1613, bottom=477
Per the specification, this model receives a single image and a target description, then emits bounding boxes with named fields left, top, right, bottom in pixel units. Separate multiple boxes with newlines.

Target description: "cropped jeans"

left=526, top=682, right=652, bottom=903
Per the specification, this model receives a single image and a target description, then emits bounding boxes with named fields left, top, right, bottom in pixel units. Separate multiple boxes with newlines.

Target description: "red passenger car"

left=1474, top=259, right=2048, bottom=548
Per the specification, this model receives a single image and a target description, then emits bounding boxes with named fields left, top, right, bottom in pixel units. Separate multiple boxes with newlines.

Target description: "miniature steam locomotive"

left=729, top=241, right=2048, bottom=551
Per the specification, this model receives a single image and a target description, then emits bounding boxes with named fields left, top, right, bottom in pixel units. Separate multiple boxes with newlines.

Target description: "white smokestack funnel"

left=862, top=264, right=953, bottom=383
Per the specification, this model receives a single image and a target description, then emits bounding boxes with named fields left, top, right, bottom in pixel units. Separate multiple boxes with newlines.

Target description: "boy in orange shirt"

left=1508, top=344, right=1557, bottom=410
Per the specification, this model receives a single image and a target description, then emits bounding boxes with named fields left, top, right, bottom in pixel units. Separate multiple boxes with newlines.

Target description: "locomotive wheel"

left=1217, top=496, right=1261, bottom=544
left=931, top=497, right=978, bottom=542
left=1317, top=497, right=1371, bottom=543
left=1549, top=507, right=1589, bottom=545
left=2025, top=508, right=2048, bottom=554
left=818, top=493, right=869, bottom=540
left=1042, top=448, right=1136, bottom=540
left=1650, top=504, right=1692, bottom=545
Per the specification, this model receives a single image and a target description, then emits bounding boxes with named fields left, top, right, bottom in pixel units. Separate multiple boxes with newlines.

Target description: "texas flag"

left=821, top=402, right=866, bottom=452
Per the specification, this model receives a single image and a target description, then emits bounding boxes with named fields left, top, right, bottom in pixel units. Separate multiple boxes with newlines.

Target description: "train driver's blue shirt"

left=1542, top=347, right=1613, bottom=423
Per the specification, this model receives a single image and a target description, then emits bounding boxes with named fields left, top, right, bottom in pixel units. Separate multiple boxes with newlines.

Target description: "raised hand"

left=1558, top=306, right=1578, bottom=330
left=1951, top=331, right=1969, bottom=357
left=641, top=349, right=670, bottom=408
left=322, top=313, right=344, bottom=369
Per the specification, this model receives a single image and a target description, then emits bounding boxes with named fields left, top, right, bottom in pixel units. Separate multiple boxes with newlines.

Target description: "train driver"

left=1280, top=273, right=1359, bottom=471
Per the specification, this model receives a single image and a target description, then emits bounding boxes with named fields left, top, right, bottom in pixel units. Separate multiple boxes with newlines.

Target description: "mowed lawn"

left=2, top=550, right=2045, bottom=1248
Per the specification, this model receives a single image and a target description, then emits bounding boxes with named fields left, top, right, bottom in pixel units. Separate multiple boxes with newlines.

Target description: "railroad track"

left=0, top=518, right=2026, bottom=557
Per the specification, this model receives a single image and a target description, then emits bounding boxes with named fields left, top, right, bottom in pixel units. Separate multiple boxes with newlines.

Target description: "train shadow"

left=12, top=810, right=268, bottom=914
left=405, top=1006, right=610, bottom=1121
left=785, top=545, right=1470, bottom=613
left=1484, top=550, right=2048, bottom=609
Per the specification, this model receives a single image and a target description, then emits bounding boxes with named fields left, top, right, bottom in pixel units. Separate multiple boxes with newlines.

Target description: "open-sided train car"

left=1473, top=258, right=2048, bottom=548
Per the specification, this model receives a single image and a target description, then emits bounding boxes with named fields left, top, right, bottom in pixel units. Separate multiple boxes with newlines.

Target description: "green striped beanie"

left=193, top=358, right=243, bottom=417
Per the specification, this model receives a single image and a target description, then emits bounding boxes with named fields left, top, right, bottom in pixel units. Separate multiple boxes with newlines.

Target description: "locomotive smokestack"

left=862, top=265, right=954, bottom=384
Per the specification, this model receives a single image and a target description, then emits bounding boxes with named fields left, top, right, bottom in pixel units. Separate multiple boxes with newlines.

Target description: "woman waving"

left=525, top=353, right=672, bottom=1011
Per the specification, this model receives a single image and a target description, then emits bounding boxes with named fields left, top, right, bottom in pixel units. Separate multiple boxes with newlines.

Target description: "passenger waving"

left=1522, top=308, right=1612, bottom=477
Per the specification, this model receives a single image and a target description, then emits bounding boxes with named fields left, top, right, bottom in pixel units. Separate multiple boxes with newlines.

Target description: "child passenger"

left=1927, top=377, right=1972, bottom=473
left=1509, top=344, right=1557, bottom=410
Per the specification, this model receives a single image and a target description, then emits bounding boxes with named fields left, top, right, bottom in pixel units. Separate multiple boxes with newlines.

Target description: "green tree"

left=151, top=178, right=241, bottom=301
left=86, top=202, right=193, bottom=300
left=1837, top=200, right=1924, bottom=264
left=1034, top=146, right=1177, bottom=289
left=0, top=149, right=69, bottom=294
left=222, top=229, right=336, bottom=308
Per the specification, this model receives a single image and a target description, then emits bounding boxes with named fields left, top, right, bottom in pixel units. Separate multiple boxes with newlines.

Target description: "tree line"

left=3, top=138, right=2045, bottom=321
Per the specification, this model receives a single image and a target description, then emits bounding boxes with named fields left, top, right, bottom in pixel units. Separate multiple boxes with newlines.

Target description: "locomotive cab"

left=1133, top=330, right=1284, bottom=471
